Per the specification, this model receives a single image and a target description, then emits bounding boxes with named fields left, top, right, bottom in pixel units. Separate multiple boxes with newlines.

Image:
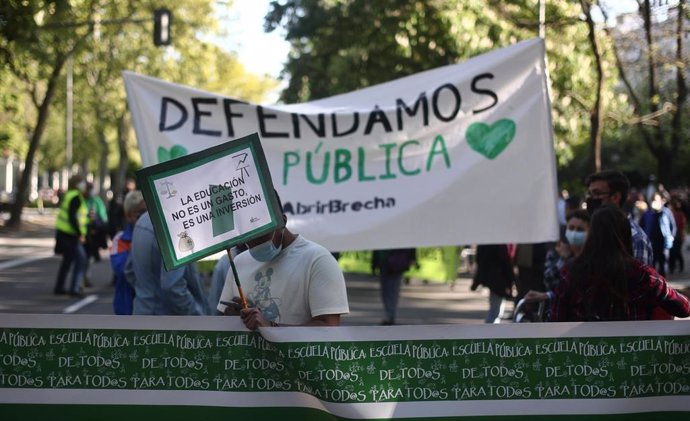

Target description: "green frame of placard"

left=137, top=132, right=284, bottom=270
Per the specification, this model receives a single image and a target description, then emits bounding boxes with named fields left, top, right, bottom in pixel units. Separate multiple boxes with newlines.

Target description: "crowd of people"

left=52, top=182, right=350, bottom=330
left=473, top=169, right=690, bottom=323
left=52, top=176, right=136, bottom=298
left=51, top=169, right=690, bottom=327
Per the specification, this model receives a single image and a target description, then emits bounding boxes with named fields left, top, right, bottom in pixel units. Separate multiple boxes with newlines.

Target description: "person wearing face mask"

left=218, top=191, right=349, bottom=330
left=525, top=209, right=590, bottom=303
left=548, top=205, right=689, bottom=322
left=584, top=170, right=653, bottom=267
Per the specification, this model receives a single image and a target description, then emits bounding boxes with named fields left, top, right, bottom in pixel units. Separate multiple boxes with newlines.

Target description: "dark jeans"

left=669, top=237, right=684, bottom=274
left=652, top=246, right=668, bottom=277
left=380, top=271, right=404, bottom=322
left=54, top=237, right=87, bottom=294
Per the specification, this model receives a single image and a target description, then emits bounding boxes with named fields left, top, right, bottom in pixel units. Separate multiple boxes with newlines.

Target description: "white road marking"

left=63, top=294, right=99, bottom=314
left=0, top=255, right=52, bottom=271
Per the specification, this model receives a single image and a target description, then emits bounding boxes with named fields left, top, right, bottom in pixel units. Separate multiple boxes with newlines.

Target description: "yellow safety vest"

left=55, top=189, right=88, bottom=236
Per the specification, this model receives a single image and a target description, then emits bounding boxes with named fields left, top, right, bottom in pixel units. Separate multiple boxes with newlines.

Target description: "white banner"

left=124, top=38, right=559, bottom=252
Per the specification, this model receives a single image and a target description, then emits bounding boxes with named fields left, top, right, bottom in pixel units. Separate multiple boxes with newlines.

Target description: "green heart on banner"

left=157, top=145, right=188, bottom=163
left=466, top=119, right=516, bottom=160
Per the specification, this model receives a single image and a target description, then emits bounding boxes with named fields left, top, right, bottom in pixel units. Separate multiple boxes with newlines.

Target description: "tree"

left=602, top=0, right=688, bottom=186
left=265, top=0, right=465, bottom=103
left=67, top=0, right=277, bottom=198
left=0, top=68, right=32, bottom=158
left=0, top=0, right=98, bottom=227
left=1, top=0, right=278, bottom=226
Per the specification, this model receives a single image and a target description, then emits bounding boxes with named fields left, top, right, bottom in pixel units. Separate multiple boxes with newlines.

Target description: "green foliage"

left=0, top=69, right=31, bottom=156
left=266, top=0, right=465, bottom=102
left=0, top=0, right=278, bottom=178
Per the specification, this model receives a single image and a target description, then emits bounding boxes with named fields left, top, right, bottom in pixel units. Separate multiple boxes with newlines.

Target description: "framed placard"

left=137, top=132, right=284, bottom=270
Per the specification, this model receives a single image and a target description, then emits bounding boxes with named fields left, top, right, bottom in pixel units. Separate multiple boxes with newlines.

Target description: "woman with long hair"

left=549, top=204, right=689, bottom=322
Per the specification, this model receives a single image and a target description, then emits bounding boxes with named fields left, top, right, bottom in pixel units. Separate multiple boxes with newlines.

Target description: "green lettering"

left=379, top=143, right=397, bottom=180
left=426, top=135, right=450, bottom=171
left=283, top=151, right=300, bottom=185
left=334, top=149, right=352, bottom=184
left=306, top=150, right=330, bottom=185
left=398, top=140, right=421, bottom=176
left=357, top=148, right=375, bottom=182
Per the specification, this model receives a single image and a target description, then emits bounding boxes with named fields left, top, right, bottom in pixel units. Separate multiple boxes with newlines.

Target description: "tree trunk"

left=657, top=149, right=673, bottom=187
left=667, top=0, right=687, bottom=187
left=112, top=113, right=130, bottom=196
left=605, top=1, right=685, bottom=187
left=7, top=60, right=65, bottom=228
left=581, top=0, right=603, bottom=173
left=97, top=130, right=109, bottom=201
left=94, top=106, right=109, bottom=201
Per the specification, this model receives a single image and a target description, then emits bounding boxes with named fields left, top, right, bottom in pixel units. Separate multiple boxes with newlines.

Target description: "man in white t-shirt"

left=217, top=197, right=349, bottom=330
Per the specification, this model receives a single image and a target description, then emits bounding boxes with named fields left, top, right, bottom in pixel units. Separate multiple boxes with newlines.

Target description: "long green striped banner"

left=1, top=315, right=689, bottom=420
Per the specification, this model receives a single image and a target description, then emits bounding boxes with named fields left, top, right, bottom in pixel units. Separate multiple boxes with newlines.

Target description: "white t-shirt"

left=217, top=235, right=349, bottom=325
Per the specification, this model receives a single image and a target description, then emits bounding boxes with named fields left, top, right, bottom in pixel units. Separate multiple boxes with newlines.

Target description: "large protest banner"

left=124, top=38, right=559, bottom=253
left=1, top=315, right=689, bottom=420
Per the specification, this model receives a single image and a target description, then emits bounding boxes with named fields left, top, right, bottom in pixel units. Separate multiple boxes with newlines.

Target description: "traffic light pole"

left=39, top=9, right=171, bottom=46
left=40, top=10, right=172, bottom=185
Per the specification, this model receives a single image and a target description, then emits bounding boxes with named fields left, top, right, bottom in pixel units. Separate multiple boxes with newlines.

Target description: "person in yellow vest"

left=53, top=174, right=90, bottom=298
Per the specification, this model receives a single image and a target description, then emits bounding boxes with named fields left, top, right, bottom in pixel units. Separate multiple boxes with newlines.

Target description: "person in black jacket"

left=107, top=178, right=135, bottom=239
left=375, top=248, right=417, bottom=325
left=471, top=244, right=515, bottom=323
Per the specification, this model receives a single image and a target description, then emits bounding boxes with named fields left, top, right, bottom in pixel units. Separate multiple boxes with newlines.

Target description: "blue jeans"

left=55, top=239, right=86, bottom=294
left=70, top=244, right=87, bottom=293
left=485, top=291, right=506, bottom=324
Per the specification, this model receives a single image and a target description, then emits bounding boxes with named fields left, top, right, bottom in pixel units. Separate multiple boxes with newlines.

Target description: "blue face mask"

left=248, top=229, right=284, bottom=262
left=565, top=229, right=587, bottom=247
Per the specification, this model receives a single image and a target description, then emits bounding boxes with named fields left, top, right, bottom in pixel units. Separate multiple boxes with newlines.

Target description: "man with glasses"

left=585, top=170, right=653, bottom=266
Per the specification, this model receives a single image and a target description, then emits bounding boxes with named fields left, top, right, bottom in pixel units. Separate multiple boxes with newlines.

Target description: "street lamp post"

left=65, top=55, right=73, bottom=185
left=539, top=0, right=546, bottom=39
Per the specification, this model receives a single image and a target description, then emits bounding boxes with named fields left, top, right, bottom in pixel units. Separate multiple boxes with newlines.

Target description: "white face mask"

left=565, top=229, right=587, bottom=247
left=248, top=229, right=284, bottom=262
